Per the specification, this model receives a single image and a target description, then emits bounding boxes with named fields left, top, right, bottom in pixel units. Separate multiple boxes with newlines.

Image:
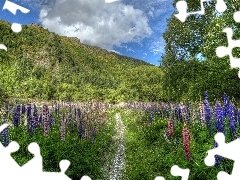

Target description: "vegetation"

left=161, top=0, right=240, bottom=103
left=0, top=20, right=163, bottom=104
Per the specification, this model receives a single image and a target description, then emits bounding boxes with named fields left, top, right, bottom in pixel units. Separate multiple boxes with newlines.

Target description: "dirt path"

left=108, top=112, right=126, bottom=180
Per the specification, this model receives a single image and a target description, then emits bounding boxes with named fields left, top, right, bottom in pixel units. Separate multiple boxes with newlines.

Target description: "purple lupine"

left=238, top=110, right=240, bottom=126
left=228, top=103, right=237, bottom=140
left=1, top=127, right=10, bottom=147
left=13, top=108, right=19, bottom=127
left=223, top=93, right=230, bottom=119
left=43, top=105, right=49, bottom=136
left=49, top=113, right=55, bottom=128
left=27, top=104, right=34, bottom=135
left=1, top=114, right=10, bottom=147
left=149, top=111, right=153, bottom=123
left=213, top=102, right=225, bottom=168
left=33, top=104, right=39, bottom=128
left=21, top=104, right=26, bottom=115
left=60, top=113, right=66, bottom=141
left=68, top=113, right=73, bottom=131
left=214, top=141, right=222, bottom=168
left=90, top=127, right=96, bottom=143
left=214, top=102, right=225, bottom=135
left=203, top=91, right=212, bottom=136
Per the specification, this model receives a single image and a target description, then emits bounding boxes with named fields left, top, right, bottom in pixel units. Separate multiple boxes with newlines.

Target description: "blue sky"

left=0, top=0, right=175, bottom=66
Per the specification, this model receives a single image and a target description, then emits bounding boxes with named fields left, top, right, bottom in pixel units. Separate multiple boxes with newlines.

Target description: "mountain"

left=0, top=20, right=163, bottom=103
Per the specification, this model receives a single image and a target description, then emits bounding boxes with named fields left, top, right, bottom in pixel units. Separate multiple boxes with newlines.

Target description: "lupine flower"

left=33, top=104, right=39, bottom=128
left=49, top=113, right=55, bottom=128
left=214, top=141, right=222, bottom=168
left=199, top=102, right=205, bottom=126
left=85, top=128, right=88, bottom=139
left=68, top=113, right=73, bottom=131
left=149, top=111, right=153, bottom=123
left=90, top=127, right=96, bottom=143
left=21, top=104, right=26, bottom=115
left=60, top=113, right=66, bottom=141
left=13, top=108, right=19, bottom=127
left=43, top=105, right=49, bottom=136
left=204, top=92, right=212, bottom=136
left=228, top=103, right=237, bottom=140
left=182, top=123, right=192, bottom=161
left=168, top=118, right=174, bottom=137
left=214, top=102, right=225, bottom=135
left=238, top=110, right=240, bottom=126
left=223, top=93, right=230, bottom=119
left=27, top=104, right=34, bottom=135
left=1, top=127, right=10, bottom=147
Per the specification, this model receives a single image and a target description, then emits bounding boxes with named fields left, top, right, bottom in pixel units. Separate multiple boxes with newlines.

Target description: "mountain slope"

left=0, top=20, right=163, bottom=103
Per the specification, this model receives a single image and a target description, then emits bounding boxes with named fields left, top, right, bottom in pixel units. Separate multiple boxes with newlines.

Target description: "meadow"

left=0, top=91, right=239, bottom=180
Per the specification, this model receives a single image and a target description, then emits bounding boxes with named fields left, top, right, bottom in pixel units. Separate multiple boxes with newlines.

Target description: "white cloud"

left=149, top=37, right=165, bottom=55
left=38, top=0, right=152, bottom=50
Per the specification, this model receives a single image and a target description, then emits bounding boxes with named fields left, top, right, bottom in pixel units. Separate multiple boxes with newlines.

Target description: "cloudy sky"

left=0, top=0, right=175, bottom=65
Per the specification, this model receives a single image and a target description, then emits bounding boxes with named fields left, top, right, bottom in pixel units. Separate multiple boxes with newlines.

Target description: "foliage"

left=161, top=0, right=240, bottom=103
left=0, top=20, right=162, bottom=103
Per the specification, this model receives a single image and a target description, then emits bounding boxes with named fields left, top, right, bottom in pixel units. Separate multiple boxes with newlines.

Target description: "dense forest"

left=1, top=0, right=240, bottom=104
left=161, top=0, right=240, bottom=103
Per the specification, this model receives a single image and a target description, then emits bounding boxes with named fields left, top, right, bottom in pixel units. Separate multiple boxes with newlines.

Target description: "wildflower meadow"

left=0, top=91, right=239, bottom=179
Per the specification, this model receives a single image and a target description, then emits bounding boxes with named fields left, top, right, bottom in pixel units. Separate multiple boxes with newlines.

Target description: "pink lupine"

left=182, top=123, right=192, bottom=161
left=168, top=118, right=174, bottom=137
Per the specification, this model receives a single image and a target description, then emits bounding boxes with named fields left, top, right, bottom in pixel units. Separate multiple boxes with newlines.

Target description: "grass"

left=2, top=107, right=118, bottom=180
left=119, top=108, right=236, bottom=180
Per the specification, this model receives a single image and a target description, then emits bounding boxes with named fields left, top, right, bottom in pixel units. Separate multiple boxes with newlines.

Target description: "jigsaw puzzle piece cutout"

left=2, top=0, right=30, bottom=15
left=2, top=0, right=30, bottom=33
left=175, top=0, right=227, bottom=22
left=171, top=165, right=190, bottom=180
left=80, top=175, right=92, bottom=180
left=215, top=0, right=227, bottom=13
left=205, top=132, right=240, bottom=179
left=216, top=28, right=240, bottom=78
left=38, top=160, right=73, bottom=180
left=234, top=11, right=240, bottom=23
left=154, top=165, right=189, bottom=180
left=0, top=44, right=7, bottom=51
left=175, top=0, right=208, bottom=22
left=0, top=141, right=21, bottom=174
left=154, top=176, right=165, bottom=180
left=21, top=142, right=43, bottom=173
left=0, top=123, right=8, bottom=132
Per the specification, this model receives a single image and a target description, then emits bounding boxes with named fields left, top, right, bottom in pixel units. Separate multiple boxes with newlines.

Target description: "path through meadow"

left=102, top=112, right=126, bottom=180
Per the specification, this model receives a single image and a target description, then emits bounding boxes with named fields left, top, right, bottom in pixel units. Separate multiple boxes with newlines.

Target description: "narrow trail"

left=103, top=112, right=126, bottom=180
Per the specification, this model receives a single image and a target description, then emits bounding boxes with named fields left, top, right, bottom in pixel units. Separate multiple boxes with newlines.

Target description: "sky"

left=0, top=0, right=175, bottom=66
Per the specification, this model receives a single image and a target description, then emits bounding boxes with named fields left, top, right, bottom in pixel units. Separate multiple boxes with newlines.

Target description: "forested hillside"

left=0, top=20, right=163, bottom=103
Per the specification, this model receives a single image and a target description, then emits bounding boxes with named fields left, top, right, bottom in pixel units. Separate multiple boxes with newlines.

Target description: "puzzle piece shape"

left=234, top=11, right=240, bottom=23
left=2, top=0, right=30, bottom=33
left=154, top=165, right=190, bottom=180
left=175, top=0, right=227, bottom=22
left=0, top=123, right=92, bottom=179
left=205, top=132, right=240, bottom=180
left=21, top=142, right=43, bottom=173
left=3, top=0, right=30, bottom=15
left=216, top=28, right=240, bottom=78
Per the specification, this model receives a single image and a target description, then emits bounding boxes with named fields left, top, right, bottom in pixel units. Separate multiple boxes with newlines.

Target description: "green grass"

left=120, top=109, right=235, bottom=180
left=3, top=108, right=118, bottom=180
